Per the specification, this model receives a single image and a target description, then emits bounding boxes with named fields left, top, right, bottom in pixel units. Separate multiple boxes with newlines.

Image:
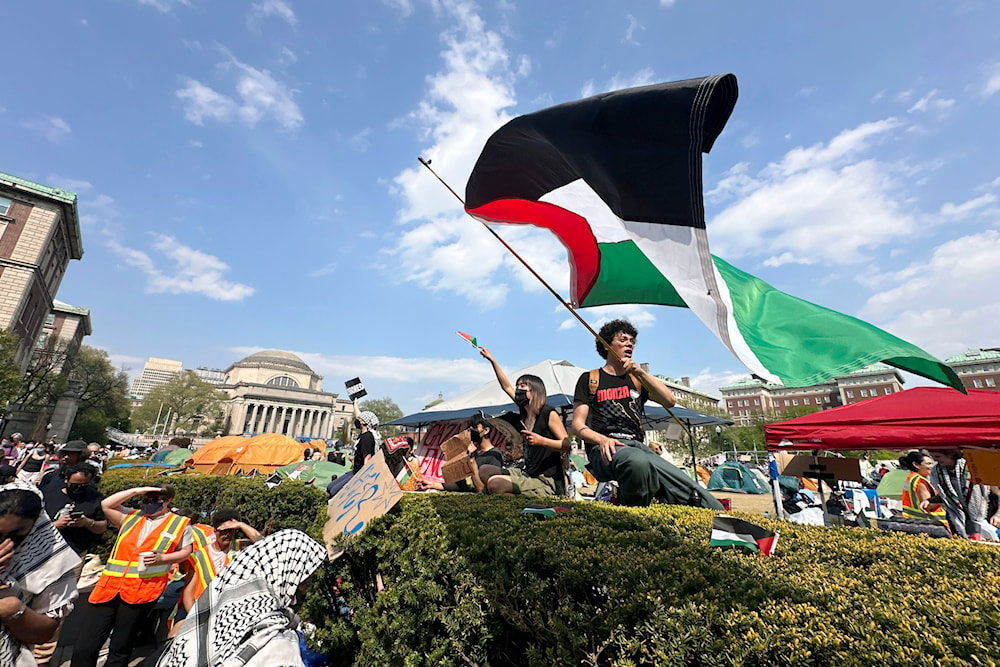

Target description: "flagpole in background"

left=417, top=156, right=693, bottom=439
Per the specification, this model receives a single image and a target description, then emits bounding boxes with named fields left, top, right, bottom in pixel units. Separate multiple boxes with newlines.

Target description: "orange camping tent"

left=228, top=433, right=313, bottom=474
left=189, top=436, right=248, bottom=474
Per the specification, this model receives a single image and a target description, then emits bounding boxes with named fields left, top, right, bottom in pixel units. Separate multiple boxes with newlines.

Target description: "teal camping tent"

left=707, top=461, right=769, bottom=494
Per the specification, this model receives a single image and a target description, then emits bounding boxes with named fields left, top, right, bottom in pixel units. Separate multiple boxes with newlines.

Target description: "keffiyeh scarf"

left=930, top=458, right=990, bottom=538
left=0, top=480, right=80, bottom=667
left=157, top=529, right=326, bottom=667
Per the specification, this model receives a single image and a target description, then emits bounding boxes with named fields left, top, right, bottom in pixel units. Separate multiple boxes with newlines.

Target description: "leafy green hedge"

left=312, top=494, right=1000, bottom=667
left=94, top=469, right=328, bottom=559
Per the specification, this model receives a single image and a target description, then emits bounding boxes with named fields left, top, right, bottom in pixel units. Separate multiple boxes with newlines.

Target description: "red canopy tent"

left=765, top=387, right=1000, bottom=451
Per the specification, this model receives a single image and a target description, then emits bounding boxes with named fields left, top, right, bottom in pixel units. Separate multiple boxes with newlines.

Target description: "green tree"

left=68, top=346, right=131, bottom=443
left=131, top=371, right=228, bottom=435
left=359, top=396, right=404, bottom=438
left=12, top=337, right=72, bottom=409
left=0, top=330, right=21, bottom=409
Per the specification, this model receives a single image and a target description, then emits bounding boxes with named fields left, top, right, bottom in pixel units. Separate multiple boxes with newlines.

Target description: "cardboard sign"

left=345, top=377, right=367, bottom=400
left=965, top=448, right=1000, bottom=486
left=441, top=456, right=474, bottom=484
left=324, top=450, right=402, bottom=557
left=440, top=430, right=472, bottom=460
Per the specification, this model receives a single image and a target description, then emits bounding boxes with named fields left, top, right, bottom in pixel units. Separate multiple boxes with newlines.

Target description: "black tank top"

left=521, top=405, right=563, bottom=483
left=21, top=455, right=45, bottom=473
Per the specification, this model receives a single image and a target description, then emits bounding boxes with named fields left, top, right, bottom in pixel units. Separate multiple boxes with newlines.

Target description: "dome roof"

left=233, top=349, right=314, bottom=373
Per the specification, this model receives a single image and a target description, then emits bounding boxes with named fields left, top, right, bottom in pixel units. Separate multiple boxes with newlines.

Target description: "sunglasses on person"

left=143, top=493, right=164, bottom=504
left=66, top=483, right=88, bottom=493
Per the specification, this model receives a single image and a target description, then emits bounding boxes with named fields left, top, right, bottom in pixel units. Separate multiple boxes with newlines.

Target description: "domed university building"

left=220, top=350, right=353, bottom=439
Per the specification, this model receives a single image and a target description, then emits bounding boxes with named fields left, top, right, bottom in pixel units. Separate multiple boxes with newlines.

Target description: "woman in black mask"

left=478, top=348, right=570, bottom=496
left=42, top=463, right=107, bottom=559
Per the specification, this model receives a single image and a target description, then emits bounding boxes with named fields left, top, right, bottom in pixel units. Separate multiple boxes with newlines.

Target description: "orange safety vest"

left=901, top=472, right=947, bottom=521
left=90, top=510, right=191, bottom=604
left=186, top=544, right=233, bottom=603
left=191, top=523, right=214, bottom=550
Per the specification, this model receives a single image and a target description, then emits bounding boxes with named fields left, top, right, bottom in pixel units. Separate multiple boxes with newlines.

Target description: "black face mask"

left=514, top=389, right=530, bottom=408
left=354, top=419, right=362, bottom=429
left=66, top=484, right=88, bottom=498
left=469, top=429, right=482, bottom=445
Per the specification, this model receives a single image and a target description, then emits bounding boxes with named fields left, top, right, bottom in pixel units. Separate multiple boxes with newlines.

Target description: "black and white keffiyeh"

left=0, top=480, right=80, bottom=667
left=930, top=457, right=991, bottom=538
left=157, top=529, right=326, bottom=667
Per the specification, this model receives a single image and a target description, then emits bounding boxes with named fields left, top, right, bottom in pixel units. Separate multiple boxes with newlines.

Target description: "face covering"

left=34, top=447, right=45, bottom=455
left=66, top=483, right=87, bottom=498
left=470, top=429, right=482, bottom=445
left=354, top=419, right=362, bottom=429
left=514, top=389, right=530, bottom=408
left=143, top=502, right=164, bottom=516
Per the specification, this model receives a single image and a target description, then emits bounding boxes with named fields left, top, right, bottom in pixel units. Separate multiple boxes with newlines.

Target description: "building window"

left=987, top=378, right=996, bottom=387
left=825, top=396, right=831, bottom=403
left=846, top=391, right=854, bottom=398
left=884, top=387, right=891, bottom=394
left=860, top=389, right=868, bottom=397
left=0, top=196, right=11, bottom=216
left=267, top=375, right=300, bottom=388
left=784, top=400, right=789, bottom=406
left=754, top=398, right=759, bottom=405
left=973, top=379, right=983, bottom=388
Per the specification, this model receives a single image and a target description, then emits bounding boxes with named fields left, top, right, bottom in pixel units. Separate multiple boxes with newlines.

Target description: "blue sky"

left=4, top=1, right=1000, bottom=414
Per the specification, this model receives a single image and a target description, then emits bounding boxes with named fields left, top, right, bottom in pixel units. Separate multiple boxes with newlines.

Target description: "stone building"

left=130, top=357, right=183, bottom=403
left=945, top=349, right=1000, bottom=391
left=0, top=172, right=84, bottom=370
left=720, top=363, right=906, bottom=425
left=221, top=350, right=352, bottom=439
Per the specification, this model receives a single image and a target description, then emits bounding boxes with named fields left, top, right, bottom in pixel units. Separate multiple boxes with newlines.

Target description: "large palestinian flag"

left=710, top=515, right=779, bottom=556
left=464, top=74, right=963, bottom=391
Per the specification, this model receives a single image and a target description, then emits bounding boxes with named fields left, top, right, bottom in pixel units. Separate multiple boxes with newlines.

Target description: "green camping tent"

left=707, top=461, right=769, bottom=494
left=876, top=468, right=908, bottom=500
left=276, top=460, right=351, bottom=489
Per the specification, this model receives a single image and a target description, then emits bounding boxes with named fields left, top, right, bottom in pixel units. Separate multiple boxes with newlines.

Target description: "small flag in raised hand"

left=710, top=515, right=779, bottom=556
left=457, top=331, right=479, bottom=348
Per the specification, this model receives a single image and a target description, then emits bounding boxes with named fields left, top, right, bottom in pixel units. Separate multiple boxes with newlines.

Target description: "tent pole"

left=689, top=426, right=698, bottom=482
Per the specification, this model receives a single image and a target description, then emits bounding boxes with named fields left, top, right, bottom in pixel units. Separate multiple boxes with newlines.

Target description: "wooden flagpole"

left=417, top=156, right=693, bottom=439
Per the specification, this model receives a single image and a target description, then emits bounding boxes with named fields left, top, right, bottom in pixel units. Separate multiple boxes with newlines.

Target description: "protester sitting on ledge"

left=418, top=417, right=503, bottom=493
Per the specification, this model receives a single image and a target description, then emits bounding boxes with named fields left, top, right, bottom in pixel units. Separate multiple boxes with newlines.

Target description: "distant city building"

left=719, top=363, right=904, bottom=425
left=654, top=374, right=721, bottom=413
left=189, top=366, right=227, bottom=387
left=0, top=172, right=84, bottom=370
left=945, top=349, right=1000, bottom=391
left=130, top=357, right=183, bottom=401
left=221, top=350, right=352, bottom=439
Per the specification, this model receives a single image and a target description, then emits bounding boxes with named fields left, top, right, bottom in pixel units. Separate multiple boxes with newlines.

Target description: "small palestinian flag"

left=856, top=511, right=873, bottom=529
left=522, top=505, right=572, bottom=519
left=457, top=331, right=479, bottom=348
left=709, top=515, right=779, bottom=556
left=395, top=459, right=422, bottom=491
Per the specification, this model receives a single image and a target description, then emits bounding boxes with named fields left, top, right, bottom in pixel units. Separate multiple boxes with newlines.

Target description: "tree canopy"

left=0, top=330, right=21, bottom=410
left=360, top=396, right=404, bottom=437
left=131, top=371, right=228, bottom=435
left=68, top=346, right=131, bottom=443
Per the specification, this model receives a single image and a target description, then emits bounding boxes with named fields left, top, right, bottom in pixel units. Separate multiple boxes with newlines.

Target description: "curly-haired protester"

left=0, top=480, right=81, bottom=667
left=571, top=319, right=722, bottom=509
left=156, top=529, right=326, bottom=667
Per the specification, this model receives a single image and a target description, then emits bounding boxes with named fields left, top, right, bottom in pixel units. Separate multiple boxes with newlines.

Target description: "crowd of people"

left=0, top=434, right=324, bottom=667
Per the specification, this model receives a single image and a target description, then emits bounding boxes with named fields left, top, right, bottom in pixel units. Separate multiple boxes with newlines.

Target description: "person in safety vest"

left=180, top=508, right=262, bottom=616
left=899, top=451, right=947, bottom=523
left=69, top=484, right=193, bottom=667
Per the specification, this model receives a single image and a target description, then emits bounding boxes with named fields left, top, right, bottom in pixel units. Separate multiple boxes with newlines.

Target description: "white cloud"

left=248, top=0, right=297, bottom=30
left=709, top=118, right=918, bottom=266
left=938, top=192, right=997, bottom=219
left=46, top=175, right=92, bottom=193
left=109, top=234, right=255, bottom=302
left=658, top=0, right=676, bottom=6
left=623, top=14, right=644, bottom=45
left=230, top=347, right=489, bottom=385
left=188, top=139, right=203, bottom=148
left=137, top=0, right=192, bottom=11
left=906, top=89, right=955, bottom=114
left=580, top=68, right=657, bottom=99
left=278, top=46, right=298, bottom=65
left=980, top=61, right=1000, bottom=97
left=558, top=304, right=656, bottom=332
left=176, top=53, right=303, bottom=130
left=23, top=116, right=72, bottom=142
left=860, top=230, right=1000, bottom=354
left=382, top=0, right=414, bottom=17
left=347, top=127, right=372, bottom=152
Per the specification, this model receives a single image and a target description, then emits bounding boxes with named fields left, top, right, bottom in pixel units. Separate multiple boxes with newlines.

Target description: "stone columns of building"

left=266, top=405, right=277, bottom=433
left=287, top=407, right=297, bottom=438
left=235, top=403, right=249, bottom=436
left=307, top=409, right=317, bottom=438
left=248, top=403, right=260, bottom=434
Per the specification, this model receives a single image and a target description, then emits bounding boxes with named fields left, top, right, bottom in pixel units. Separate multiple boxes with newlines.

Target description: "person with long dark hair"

left=478, top=349, right=569, bottom=496
left=899, top=451, right=947, bottom=523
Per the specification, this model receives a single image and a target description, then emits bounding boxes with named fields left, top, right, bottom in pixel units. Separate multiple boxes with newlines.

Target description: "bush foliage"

left=314, top=494, right=1000, bottom=667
